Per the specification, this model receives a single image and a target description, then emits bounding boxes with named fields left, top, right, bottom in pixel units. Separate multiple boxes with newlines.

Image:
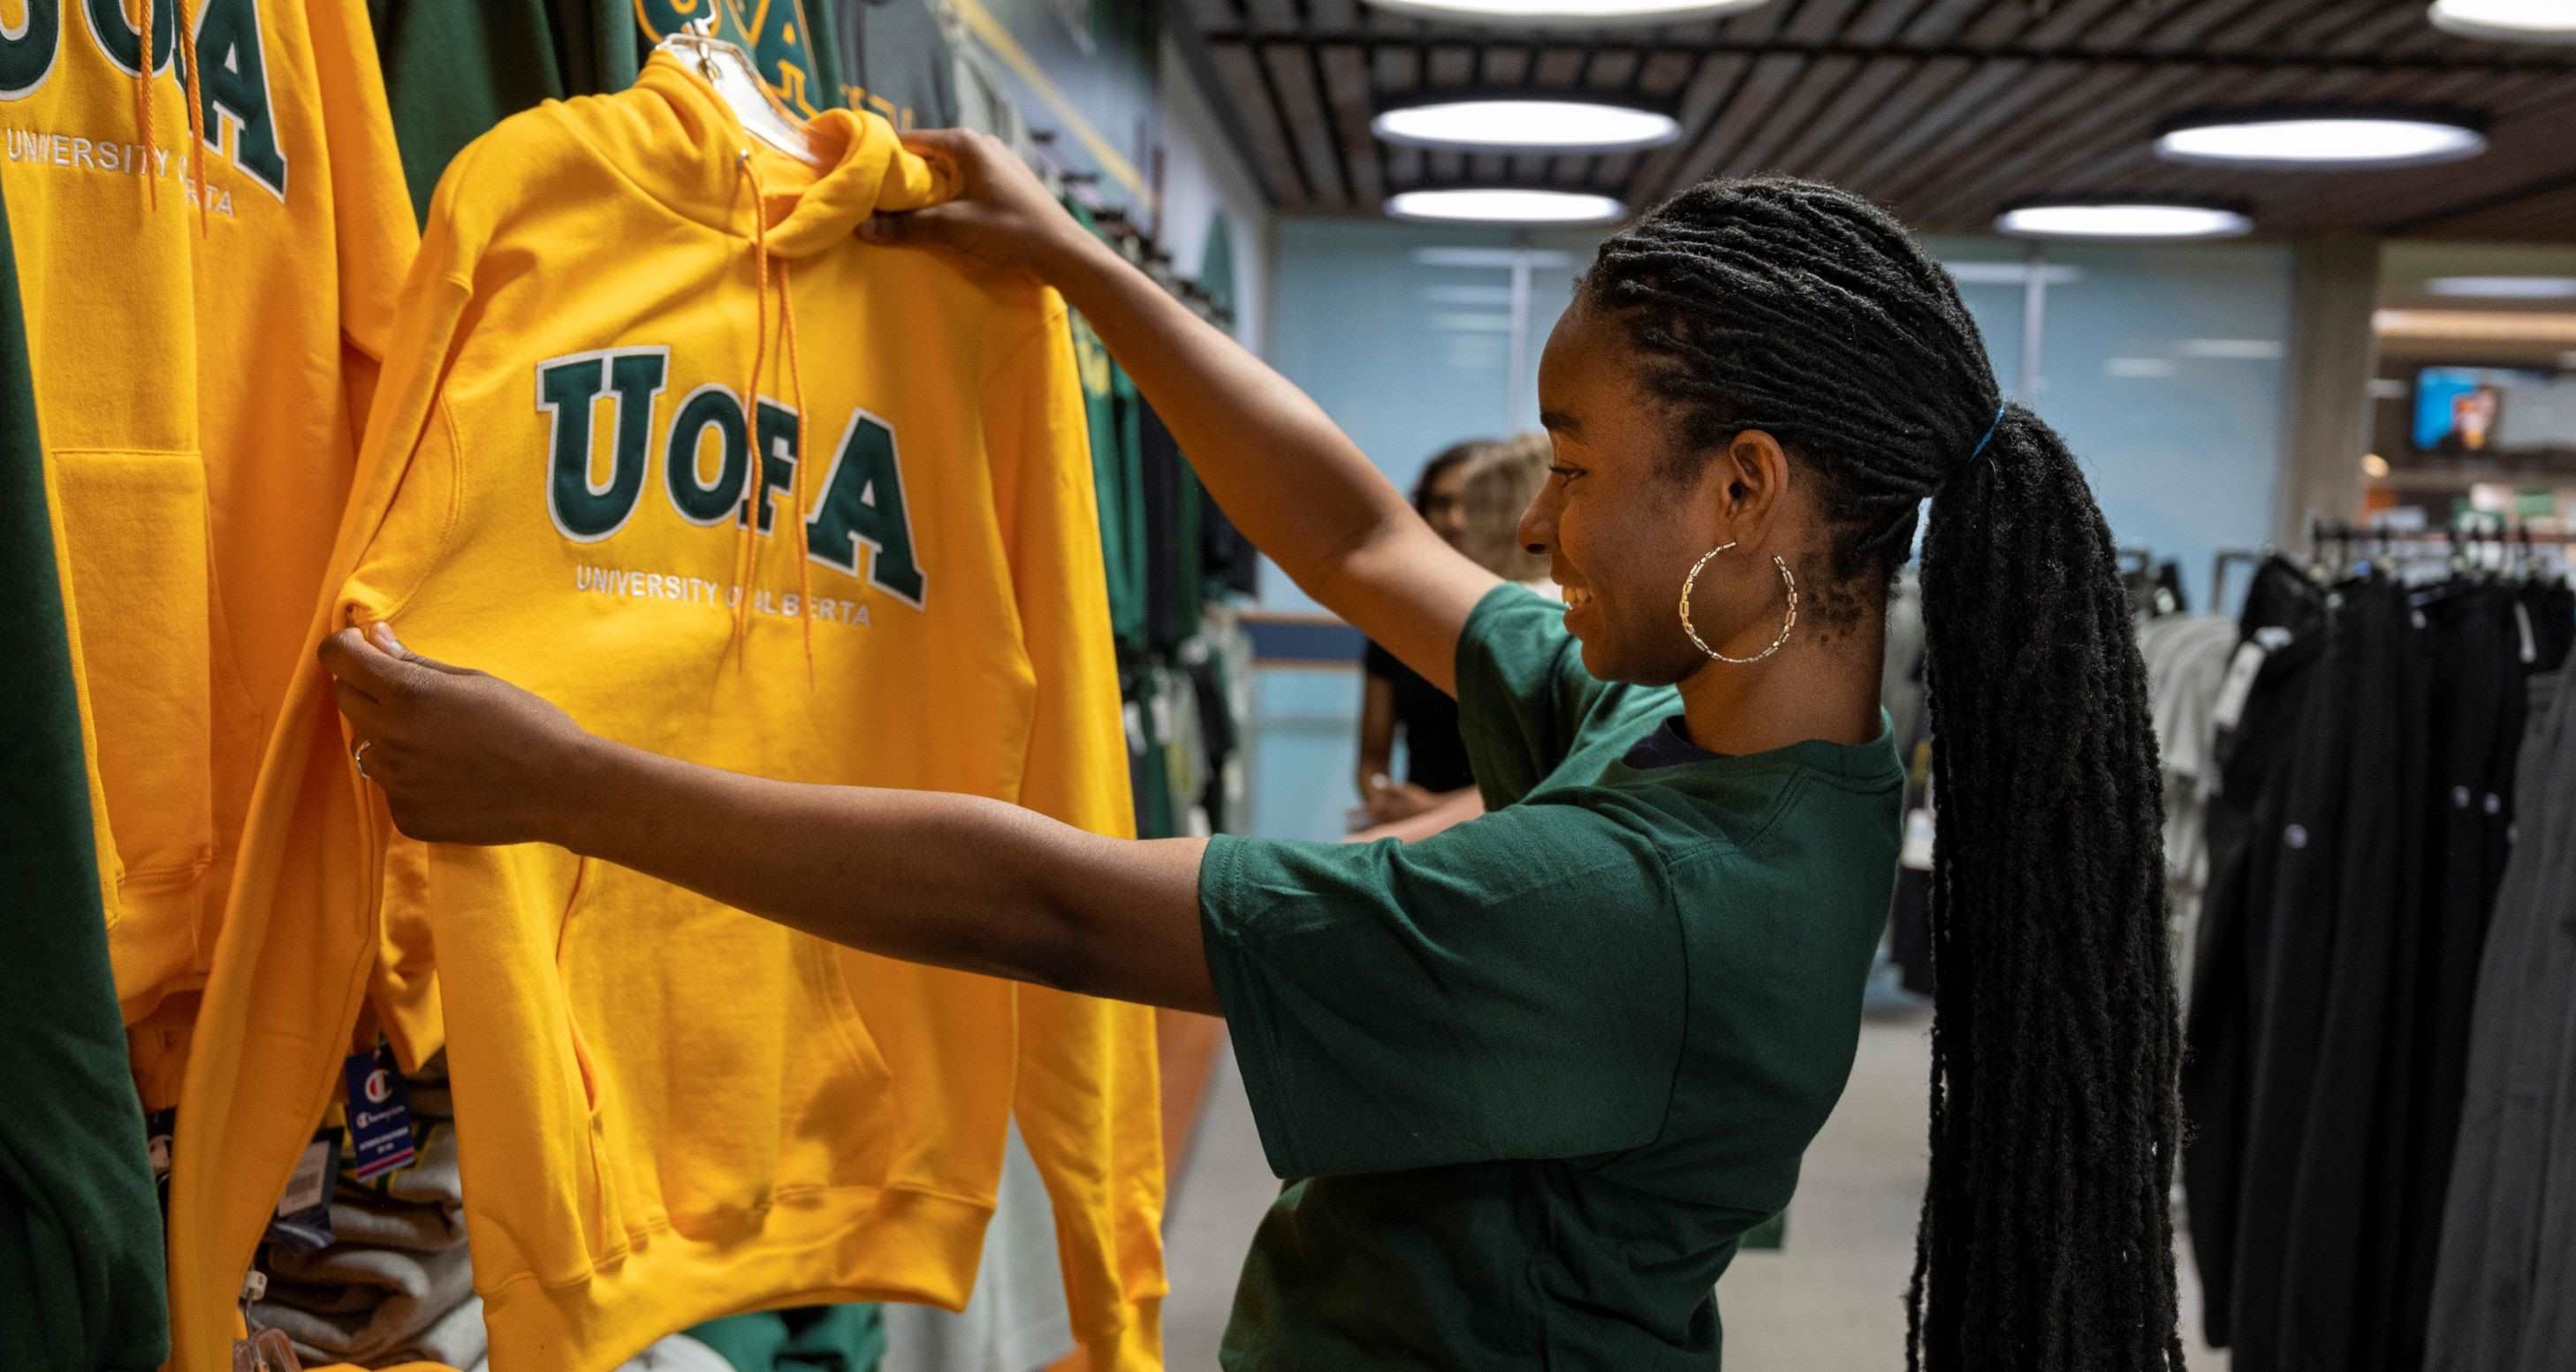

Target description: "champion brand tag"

left=341, top=1041, right=417, bottom=1182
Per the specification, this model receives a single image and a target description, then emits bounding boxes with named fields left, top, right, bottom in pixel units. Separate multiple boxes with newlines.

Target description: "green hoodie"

left=0, top=179, right=172, bottom=1372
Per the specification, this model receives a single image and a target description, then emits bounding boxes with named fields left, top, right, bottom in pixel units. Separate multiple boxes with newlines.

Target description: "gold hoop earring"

left=1678, top=542, right=1798, bottom=664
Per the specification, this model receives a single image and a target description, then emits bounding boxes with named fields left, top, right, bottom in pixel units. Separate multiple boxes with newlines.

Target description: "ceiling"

left=1173, top=0, right=2576, bottom=239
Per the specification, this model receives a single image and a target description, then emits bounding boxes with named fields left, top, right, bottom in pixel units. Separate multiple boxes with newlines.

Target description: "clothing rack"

left=1022, top=132, right=1235, bottom=331
left=2213, top=521, right=2576, bottom=610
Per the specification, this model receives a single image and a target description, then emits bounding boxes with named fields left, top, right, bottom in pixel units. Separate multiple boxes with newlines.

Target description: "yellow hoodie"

left=0, top=0, right=417, bottom=1081
left=171, top=54, right=1165, bottom=1372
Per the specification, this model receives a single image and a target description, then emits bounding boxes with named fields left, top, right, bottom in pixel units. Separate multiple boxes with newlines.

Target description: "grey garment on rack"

left=878, top=1120, right=1075, bottom=1372
left=249, top=1055, right=485, bottom=1369
left=1880, top=574, right=1926, bottom=754
left=2427, top=670, right=2576, bottom=1372
left=2139, top=612, right=2245, bottom=1005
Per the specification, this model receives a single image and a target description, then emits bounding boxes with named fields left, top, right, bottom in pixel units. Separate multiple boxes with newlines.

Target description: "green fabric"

left=1128, top=673, right=1174, bottom=840
left=373, top=0, right=850, bottom=225
left=0, top=184, right=171, bottom=1371
left=1064, top=205, right=1148, bottom=652
left=688, top=1304, right=885, bottom=1371
left=1197, top=585, right=1904, bottom=1370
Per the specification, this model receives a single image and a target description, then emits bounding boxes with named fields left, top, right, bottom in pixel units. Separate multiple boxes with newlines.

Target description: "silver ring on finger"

left=353, top=739, right=376, bottom=783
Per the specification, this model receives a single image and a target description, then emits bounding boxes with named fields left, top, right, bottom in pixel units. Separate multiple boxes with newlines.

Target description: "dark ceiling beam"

left=1191, top=33, right=2576, bottom=73
left=1318, top=44, right=1388, bottom=210
left=1265, top=42, right=1355, bottom=208
left=1204, top=41, right=1313, bottom=210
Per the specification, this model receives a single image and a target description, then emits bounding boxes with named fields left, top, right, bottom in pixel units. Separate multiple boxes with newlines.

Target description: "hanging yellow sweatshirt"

left=171, top=54, right=1165, bottom=1372
left=0, top=0, right=420, bottom=1079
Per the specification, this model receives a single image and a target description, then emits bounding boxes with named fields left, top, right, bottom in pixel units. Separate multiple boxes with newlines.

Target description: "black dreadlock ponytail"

left=1582, top=178, right=2183, bottom=1372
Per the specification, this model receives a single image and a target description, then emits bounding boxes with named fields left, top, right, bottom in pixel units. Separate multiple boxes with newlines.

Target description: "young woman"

left=321, top=136, right=2184, bottom=1371
left=1355, top=439, right=1483, bottom=827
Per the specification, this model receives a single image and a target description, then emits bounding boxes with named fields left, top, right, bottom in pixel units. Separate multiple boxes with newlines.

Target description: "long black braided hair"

left=1581, top=177, right=2183, bottom=1372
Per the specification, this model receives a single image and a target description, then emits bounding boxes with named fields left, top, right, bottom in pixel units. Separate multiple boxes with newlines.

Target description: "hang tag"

left=264, top=1128, right=338, bottom=1252
left=144, top=1107, right=177, bottom=1213
left=232, top=1326, right=304, bottom=1372
left=1900, top=807, right=1936, bottom=872
left=341, top=1041, right=417, bottom=1182
left=2210, top=640, right=2268, bottom=732
left=2516, top=601, right=2539, bottom=666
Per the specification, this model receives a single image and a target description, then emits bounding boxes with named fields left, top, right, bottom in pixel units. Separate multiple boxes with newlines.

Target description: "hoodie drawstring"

left=729, top=152, right=817, bottom=676
left=177, top=0, right=208, bottom=236
left=130, top=0, right=155, bottom=210
left=129, top=0, right=212, bottom=235
left=779, top=261, right=817, bottom=680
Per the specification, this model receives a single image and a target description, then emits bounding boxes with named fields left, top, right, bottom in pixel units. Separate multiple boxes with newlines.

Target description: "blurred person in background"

left=1354, top=441, right=1485, bottom=828
left=1353, top=435, right=1558, bottom=843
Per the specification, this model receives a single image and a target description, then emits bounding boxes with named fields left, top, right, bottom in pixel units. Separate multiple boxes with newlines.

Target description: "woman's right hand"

left=860, top=128, right=1098, bottom=281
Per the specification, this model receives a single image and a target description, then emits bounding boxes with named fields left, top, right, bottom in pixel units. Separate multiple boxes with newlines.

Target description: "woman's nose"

left=1516, top=492, right=1554, bottom=555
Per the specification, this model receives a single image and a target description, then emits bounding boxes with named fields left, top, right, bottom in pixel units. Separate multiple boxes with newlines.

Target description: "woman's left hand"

left=319, top=623, right=598, bottom=847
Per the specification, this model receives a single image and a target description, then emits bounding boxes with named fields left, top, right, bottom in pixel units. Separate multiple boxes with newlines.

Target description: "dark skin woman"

left=321, top=133, right=2183, bottom=1371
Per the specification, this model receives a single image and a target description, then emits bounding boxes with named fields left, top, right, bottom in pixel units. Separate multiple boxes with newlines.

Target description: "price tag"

left=2210, top=640, right=2268, bottom=732
left=264, top=1128, right=338, bottom=1252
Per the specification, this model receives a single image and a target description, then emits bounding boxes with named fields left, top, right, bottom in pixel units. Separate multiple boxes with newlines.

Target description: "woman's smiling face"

left=1521, top=300, right=1744, bottom=686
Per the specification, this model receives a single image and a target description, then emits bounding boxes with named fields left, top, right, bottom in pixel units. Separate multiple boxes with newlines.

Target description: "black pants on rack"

left=2389, top=588, right=2520, bottom=1368
left=2184, top=557, right=2325, bottom=1350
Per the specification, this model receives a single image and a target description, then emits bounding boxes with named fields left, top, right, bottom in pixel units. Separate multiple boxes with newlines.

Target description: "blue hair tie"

left=1966, top=401, right=2008, bottom=466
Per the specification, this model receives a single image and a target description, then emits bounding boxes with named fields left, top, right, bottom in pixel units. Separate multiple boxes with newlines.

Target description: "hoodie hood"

left=566, top=52, right=957, bottom=259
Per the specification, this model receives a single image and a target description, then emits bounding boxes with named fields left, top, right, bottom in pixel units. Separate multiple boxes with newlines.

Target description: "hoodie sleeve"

left=983, top=299, right=1170, bottom=1371
left=162, top=161, right=486, bottom=1372
left=309, top=0, right=422, bottom=452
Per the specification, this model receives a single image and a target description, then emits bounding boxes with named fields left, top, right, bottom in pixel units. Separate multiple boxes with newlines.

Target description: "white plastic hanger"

left=657, top=15, right=820, bottom=165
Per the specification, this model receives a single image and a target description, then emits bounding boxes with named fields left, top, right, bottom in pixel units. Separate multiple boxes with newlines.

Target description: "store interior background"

left=943, top=0, right=2576, bottom=1365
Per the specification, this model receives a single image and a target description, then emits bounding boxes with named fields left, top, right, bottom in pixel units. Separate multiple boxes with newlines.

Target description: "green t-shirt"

left=1197, top=585, right=1904, bottom=1369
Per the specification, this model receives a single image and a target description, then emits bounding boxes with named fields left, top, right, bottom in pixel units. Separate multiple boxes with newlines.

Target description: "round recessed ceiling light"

left=1995, top=201, right=2255, bottom=240
left=1373, top=99, right=1682, bottom=153
left=2428, top=0, right=2576, bottom=43
left=1386, top=188, right=1628, bottom=224
left=2426, top=276, right=2576, bottom=299
left=1361, top=0, right=1769, bottom=25
left=2154, top=110, right=2487, bottom=169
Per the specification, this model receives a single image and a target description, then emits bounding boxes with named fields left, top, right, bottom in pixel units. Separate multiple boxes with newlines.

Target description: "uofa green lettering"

left=0, top=0, right=60, bottom=98
left=665, top=385, right=749, bottom=526
left=83, top=0, right=174, bottom=78
left=537, top=349, right=666, bottom=542
left=193, top=0, right=286, bottom=199
left=806, top=408, right=924, bottom=606
left=748, top=398, right=799, bottom=533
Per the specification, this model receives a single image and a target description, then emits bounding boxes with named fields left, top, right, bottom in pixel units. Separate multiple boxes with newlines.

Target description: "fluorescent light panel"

left=2428, top=0, right=2576, bottom=43
left=2155, top=114, right=2485, bottom=169
left=1387, top=189, right=1627, bottom=224
left=2374, top=309, right=2576, bottom=342
left=1995, top=202, right=2254, bottom=240
left=1362, top=0, right=1769, bottom=23
left=1373, top=99, right=1681, bottom=152
left=2426, top=277, right=2576, bottom=299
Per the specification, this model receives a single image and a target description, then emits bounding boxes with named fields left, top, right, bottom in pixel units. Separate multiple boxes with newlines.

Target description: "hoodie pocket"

left=49, top=450, right=214, bottom=895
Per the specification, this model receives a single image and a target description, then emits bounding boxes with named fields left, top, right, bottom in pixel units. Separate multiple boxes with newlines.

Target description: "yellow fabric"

left=174, top=55, right=1164, bottom=1372
left=0, top=0, right=417, bottom=1044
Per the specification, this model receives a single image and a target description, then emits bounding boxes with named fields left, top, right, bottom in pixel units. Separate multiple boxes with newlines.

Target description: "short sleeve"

left=1455, top=583, right=1624, bottom=804
left=1198, top=802, right=1688, bottom=1178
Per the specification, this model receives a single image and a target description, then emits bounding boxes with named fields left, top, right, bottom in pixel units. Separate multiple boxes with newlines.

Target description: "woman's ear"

left=1719, top=429, right=1790, bottom=534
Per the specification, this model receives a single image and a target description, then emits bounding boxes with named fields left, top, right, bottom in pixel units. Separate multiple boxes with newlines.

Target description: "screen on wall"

left=2413, top=366, right=2576, bottom=456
